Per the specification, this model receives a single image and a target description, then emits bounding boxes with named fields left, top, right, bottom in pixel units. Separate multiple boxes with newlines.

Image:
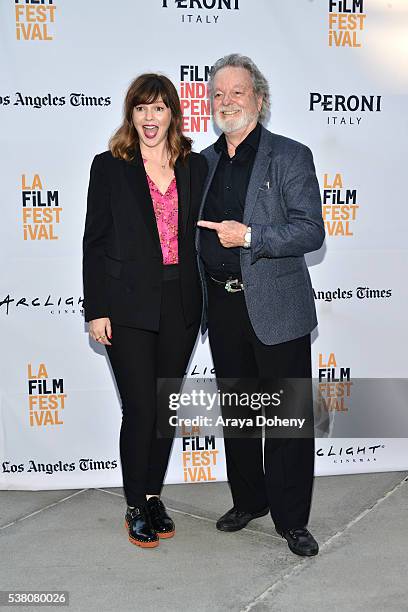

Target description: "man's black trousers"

left=207, top=279, right=315, bottom=531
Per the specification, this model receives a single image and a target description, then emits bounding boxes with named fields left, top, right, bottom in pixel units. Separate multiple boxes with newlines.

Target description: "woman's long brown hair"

left=109, top=73, right=191, bottom=167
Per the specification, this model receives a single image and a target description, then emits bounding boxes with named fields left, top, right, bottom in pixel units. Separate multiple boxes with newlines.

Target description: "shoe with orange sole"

left=125, top=505, right=159, bottom=548
left=146, top=497, right=175, bottom=539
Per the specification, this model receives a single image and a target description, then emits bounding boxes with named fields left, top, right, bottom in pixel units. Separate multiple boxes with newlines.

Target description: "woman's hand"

left=89, top=317, right=112, bottom=346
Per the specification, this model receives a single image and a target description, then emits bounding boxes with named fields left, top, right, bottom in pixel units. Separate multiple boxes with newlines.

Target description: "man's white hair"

left=208, top=53, right=270, bottom=123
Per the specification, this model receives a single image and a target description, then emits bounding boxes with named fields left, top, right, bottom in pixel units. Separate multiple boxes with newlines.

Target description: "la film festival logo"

left=322, top=172, right=359, bottom=237
left=180, top=65, right=211, bottom=133
left=162, top=0, right=239, bottom=24
left=309, top=93, right=382, bottom=126
left=181, top=428, right=219, bottom=482
left=15, top=0, right=57, bottom=42
left=27, top=363, right=67, bottom=427
left=317, top=352, right=352, bottom=413
left=21, top=173, right=61, bottom=241
left=328, top=0, right=366, bottom=48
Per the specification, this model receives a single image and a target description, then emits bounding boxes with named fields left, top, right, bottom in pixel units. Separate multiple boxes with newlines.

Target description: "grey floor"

left=1, top=472, right=407, bottom=611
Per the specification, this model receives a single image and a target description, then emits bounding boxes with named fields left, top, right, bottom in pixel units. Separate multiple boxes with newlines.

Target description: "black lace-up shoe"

left=125, top=505, right=159, bottom=548
left=276, top=527, right=319, bottom=556
left=216, top=506, right=269, bottom=532
left=146, top=497, right=175, bottom=538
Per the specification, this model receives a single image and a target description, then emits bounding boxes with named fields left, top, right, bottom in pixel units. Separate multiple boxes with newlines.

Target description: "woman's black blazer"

left=82, top=146, right=208, bottom=331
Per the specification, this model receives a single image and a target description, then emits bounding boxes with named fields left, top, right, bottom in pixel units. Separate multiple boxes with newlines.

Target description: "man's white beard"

left=214, top=108, right=259, bottom=134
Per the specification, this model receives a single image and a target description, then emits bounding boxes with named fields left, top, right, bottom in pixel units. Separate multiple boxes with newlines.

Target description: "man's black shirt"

left=200, top=122, right=261, bottom=279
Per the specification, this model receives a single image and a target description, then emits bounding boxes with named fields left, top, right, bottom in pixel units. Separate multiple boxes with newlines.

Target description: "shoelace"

left=287, top=528, right=309, bottom=540
left=234, top=510, right=250, bottom=518
left=148, top=498, right=165, bottom=518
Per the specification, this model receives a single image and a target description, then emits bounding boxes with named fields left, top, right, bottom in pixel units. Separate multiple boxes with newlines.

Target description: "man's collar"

left=214, top=122, right=261, bottom=155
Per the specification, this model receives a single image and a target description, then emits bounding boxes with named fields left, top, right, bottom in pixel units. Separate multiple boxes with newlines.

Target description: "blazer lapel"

left=243, top=128, right=273, bottom=225
left=124, top=146, right=161, bottom=251
left=196, top=148, right=221, bottom=250
left=175, top=157, right=190, bottom=241
left=199, top=149, right=221, bottom=219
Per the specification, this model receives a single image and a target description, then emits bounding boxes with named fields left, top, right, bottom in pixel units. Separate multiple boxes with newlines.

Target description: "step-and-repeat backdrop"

left=1, top=0, right=407, bottom=489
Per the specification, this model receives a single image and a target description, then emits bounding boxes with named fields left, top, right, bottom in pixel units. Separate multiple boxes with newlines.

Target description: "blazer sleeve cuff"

left=249, top=223, right=266, bottom=263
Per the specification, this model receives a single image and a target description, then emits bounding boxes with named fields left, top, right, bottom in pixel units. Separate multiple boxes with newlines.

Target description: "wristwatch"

left=243, top=226, right=252, bottom=249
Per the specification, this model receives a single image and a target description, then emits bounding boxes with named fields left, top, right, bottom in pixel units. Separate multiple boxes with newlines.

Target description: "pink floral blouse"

left=145, top=173, right=179, bottom=265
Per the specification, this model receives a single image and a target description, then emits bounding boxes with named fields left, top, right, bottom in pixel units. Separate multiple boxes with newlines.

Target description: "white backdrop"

left=1, top=0, right=407, bottom=489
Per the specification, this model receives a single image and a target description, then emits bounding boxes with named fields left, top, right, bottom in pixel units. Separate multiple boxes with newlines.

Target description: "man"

left=196, top=54, right=325, bottom=557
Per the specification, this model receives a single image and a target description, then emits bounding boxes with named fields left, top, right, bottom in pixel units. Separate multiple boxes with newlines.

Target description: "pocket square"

left=259, top=181, right=271, bottom=191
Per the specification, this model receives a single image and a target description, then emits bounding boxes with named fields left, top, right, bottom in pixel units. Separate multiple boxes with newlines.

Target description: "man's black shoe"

left=146, top=497, right=175, bottom=538
left=216, top=506, right=269, bottom=532
left=125, top=505, right=159, bottom=548
left=276, top=527, right=319, bottom=556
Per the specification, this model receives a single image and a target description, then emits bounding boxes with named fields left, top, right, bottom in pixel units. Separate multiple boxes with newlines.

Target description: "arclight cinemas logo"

left=316, top=443, right=384, bottom=464
left=0, top=293, right=83, bottom=316
left=162, top=0, right=239, bottom=24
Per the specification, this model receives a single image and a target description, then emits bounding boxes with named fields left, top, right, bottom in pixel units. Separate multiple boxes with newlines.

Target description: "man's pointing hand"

left=197, top=220, right=248, bottom=248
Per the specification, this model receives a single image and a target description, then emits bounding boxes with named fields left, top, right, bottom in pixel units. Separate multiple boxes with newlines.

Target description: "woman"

left=82, top=74, right=207, bottom=548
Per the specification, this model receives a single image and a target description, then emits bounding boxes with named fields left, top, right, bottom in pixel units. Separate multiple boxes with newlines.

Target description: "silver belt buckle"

left=225, top=278, right=244, bottom=293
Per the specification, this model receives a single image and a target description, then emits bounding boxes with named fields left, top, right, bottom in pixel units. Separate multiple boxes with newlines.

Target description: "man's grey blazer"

left=196, top=125, right=325, bottom=346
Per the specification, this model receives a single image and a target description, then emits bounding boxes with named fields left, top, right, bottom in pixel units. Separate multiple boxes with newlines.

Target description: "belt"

left=209, top=275, right=244, bottom=293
